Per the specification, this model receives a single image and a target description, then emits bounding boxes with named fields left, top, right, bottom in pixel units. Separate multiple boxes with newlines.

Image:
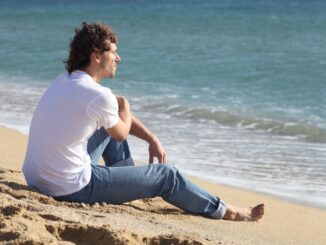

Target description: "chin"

left=105, top=73, right=114, bottom=79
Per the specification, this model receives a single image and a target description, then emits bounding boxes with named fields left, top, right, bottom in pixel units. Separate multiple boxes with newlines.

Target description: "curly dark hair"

left=64, top=22, right=117, bottom=73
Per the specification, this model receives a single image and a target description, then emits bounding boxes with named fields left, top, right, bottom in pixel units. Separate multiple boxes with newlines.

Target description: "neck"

left=82, top=66, right=102, bottom=83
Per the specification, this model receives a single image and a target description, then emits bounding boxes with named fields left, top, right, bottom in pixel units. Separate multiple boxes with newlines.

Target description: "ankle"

left=223, top=206, right=237, bottom=220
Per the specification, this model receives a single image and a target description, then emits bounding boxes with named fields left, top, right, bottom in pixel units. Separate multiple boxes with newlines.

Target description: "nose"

left=116, top=53, right=121, bottom=63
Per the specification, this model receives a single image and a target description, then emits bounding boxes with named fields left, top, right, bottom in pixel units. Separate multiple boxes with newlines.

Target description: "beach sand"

left=1, top=126, right=326, bottom=245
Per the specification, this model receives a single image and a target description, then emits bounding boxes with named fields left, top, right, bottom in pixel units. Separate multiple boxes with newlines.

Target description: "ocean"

left=1, top=0, right=325, bottom=208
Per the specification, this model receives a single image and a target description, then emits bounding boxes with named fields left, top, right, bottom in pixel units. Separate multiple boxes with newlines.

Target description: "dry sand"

left=1, top=126, right=326, bottom=245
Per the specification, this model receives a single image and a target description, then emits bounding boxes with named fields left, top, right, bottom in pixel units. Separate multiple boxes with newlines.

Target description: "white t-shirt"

left=22, top=70, right=119, bottom=196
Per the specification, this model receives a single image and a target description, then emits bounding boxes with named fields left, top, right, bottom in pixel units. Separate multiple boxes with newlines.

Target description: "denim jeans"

left=55, top=128, right=227, bottom=219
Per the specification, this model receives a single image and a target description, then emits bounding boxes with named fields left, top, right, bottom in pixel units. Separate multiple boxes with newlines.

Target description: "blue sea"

left=1, top=0, right=325, bottom=208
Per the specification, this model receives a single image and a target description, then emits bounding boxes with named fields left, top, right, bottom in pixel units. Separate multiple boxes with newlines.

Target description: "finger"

left=149, top=156, right=154, bottom=164
left=162, top=153, right=167, bottom=163
left=158, top=156, right=163, bottom=164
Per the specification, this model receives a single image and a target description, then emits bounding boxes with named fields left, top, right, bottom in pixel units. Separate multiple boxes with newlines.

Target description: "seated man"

left=22, top=22, right=264, bottom=221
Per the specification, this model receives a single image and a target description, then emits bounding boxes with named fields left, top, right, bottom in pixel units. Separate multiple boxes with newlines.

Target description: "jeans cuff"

left=209, top=199, right=227, bottom=219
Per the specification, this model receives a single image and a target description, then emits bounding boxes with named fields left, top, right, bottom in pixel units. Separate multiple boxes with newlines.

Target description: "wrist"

left=148, top=134, right=159, bottom=144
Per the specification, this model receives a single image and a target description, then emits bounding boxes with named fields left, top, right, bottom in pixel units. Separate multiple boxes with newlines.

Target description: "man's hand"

left=116, top=96, right=130, bottom=112
left=148, top=136, right=167, bottom=164
left=127, top=109, right=168, bottom=164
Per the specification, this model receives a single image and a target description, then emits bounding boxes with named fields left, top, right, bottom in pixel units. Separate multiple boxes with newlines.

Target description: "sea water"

left=0, top=0, right=325, bottom=208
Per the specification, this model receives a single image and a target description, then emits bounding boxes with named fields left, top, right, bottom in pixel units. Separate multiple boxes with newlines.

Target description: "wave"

left=140, top=102, right=326, bottom=143
left=1, top=76, right=325, bottom=143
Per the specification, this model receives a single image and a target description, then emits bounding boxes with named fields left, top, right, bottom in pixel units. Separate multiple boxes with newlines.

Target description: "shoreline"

left=190, top=173, right=326, bottom=212
left=0, top=125, right=326, bottom=211
left=1, top=126, right=326, bottom=244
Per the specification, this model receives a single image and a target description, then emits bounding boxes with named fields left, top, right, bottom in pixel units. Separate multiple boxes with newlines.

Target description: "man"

left=23, top=22, right=264, bottom=221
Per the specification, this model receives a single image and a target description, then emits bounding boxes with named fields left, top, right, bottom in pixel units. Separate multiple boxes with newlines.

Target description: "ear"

left=90, top=50, right=101, bottom=64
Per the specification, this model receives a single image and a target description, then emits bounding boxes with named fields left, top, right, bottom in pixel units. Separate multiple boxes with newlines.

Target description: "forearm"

left=129, top=114, right=167, bottom=164
left=106, top=96, right=131, bottom=141
left=119, top=107, right=132, bottom=131
left=129, top=114, right=157, bottom=143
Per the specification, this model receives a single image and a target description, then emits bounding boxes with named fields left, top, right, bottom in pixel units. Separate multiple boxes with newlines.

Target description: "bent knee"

left=153, top=164, right=179, bottom=180
left=156, top=164, right=177, bottom=172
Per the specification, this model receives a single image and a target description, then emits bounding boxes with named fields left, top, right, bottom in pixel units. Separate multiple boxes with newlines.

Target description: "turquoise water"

left=1, top=0, right=325, bottom=208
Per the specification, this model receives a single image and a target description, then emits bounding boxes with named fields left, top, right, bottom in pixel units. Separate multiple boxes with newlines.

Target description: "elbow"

left=105, top=119, right=131, bottom=142
left=108, top=129, right=129, bottom=142
left=112, top=133, right=128, bottom=142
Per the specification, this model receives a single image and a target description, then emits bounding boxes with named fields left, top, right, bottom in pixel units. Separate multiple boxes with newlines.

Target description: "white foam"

left=0, top=74, right=46, bottom=135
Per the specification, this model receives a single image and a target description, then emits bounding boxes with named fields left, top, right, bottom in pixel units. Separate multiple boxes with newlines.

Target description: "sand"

left=1, top=126, right=326, bottom=245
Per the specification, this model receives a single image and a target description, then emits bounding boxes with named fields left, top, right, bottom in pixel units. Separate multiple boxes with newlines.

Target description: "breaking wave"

left=140, top=102, right=326, bottom=143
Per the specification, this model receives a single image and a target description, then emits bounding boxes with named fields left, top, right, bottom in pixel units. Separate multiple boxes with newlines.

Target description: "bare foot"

left=223, top=203, right=264, bottom=221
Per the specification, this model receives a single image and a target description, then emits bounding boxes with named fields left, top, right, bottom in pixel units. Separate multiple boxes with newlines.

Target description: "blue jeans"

left=55, top=128, right=227, bottom=219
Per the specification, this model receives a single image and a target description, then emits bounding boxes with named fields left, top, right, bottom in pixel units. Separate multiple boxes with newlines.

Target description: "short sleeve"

left=87, top=90, right=119, bottom=129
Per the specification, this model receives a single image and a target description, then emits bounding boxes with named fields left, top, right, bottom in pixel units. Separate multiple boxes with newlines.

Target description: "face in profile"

left=99, top=43, right=121, bottom=78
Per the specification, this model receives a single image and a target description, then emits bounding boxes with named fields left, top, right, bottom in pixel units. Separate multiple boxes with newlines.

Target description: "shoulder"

left=53, top=72, right=69, bottom=83
left=89, top=86, right=118, bottom=109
